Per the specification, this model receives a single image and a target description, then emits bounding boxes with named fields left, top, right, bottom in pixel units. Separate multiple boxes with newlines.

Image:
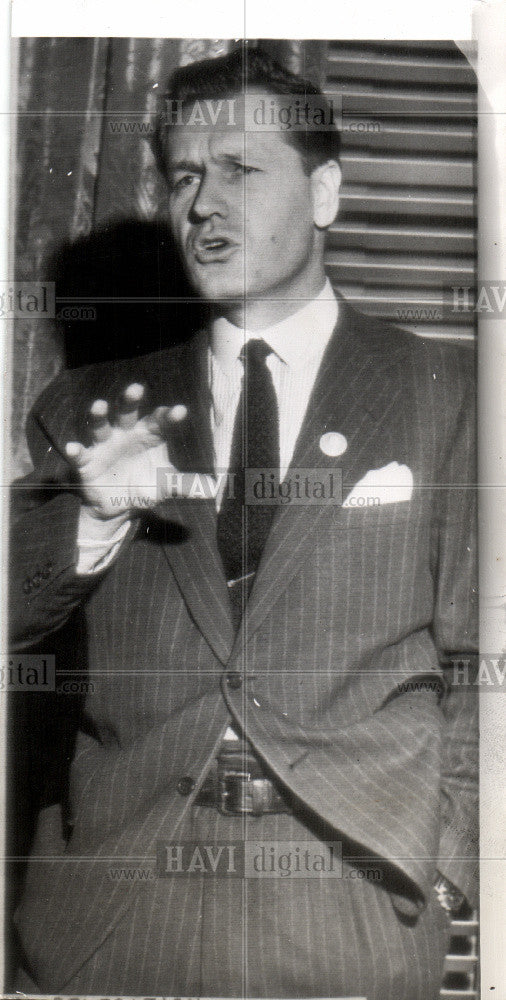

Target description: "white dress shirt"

left=211, top=278, right=338, bottom=496
left=76, top=279, right=338, bottom=574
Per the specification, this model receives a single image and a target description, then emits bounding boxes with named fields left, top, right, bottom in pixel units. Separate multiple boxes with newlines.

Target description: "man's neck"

left=211, top=278, right=337, bottom=374
left=217, top=270, right=327, bottom=332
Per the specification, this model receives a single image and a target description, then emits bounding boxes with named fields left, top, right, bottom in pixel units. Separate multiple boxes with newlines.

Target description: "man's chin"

left=182, top=256, right=247, bottom=303
left=189, top=276, right=247, bottom=303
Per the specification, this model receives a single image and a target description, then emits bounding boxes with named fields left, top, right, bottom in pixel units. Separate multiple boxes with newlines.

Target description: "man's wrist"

left=80, top=500, right=132, bottom=526
left=76, top=505, right=132, bottom=574
left=79, top=503, right=130, bottom=532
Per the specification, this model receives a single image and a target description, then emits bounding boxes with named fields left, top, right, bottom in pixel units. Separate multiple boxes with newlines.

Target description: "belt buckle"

left=217, top=748, right=260, bottom=816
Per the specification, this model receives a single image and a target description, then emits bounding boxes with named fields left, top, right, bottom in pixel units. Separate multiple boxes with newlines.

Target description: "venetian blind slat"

left=324, top=40, right=477, bottom=340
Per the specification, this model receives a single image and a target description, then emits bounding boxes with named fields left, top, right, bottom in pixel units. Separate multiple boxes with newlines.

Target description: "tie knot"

left=240, top=338, right=272, bottom=368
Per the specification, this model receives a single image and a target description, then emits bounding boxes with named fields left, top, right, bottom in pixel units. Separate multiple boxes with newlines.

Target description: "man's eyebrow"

left=168, top=150, right=263, bottom=175
left=168, top=158, right=203, bottom=174
left=219, top=151, right=246, bottom=163
left=216, top=150, right=265, bottom=167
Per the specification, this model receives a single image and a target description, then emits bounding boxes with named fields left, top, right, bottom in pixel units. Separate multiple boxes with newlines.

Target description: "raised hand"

left=64, top=383, right=191, bottom=520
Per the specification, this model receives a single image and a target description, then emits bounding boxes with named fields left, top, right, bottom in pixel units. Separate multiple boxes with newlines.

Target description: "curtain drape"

left=12, top=37, right=241, bottom=477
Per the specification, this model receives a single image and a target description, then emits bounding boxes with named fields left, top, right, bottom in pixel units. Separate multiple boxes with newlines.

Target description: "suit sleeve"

left=431, top=362, right=478, bottom=909
left=9, top=375, right=134, bottom=651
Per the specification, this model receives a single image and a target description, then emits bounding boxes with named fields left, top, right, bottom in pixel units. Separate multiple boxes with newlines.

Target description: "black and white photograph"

left=2, top=6, right=503, bottom=998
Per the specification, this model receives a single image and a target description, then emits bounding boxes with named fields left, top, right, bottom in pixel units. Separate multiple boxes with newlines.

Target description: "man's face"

left=165, top=98, right=323, bottom=306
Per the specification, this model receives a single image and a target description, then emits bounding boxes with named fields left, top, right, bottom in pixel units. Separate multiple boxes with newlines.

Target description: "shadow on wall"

left=48, top=218, right=209, bottom=369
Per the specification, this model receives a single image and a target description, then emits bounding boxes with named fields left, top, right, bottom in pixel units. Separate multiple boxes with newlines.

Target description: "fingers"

left=88, top=399, right=112, bottom=443
left=144, top=404, right=188, bottom=437
left=167, top=404, right=188, bottom=424
left=116, top=383, right=145, bottom=429
left=65, top=441, right=87, bottom=466
left=83, top=386, right=187, bottom=449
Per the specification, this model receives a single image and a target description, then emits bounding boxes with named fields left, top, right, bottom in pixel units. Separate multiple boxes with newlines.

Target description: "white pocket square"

left=342, top=462, right=413, bottom=507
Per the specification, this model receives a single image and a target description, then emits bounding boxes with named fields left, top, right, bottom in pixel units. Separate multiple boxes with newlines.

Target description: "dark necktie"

left=217, top=338, right=280, bottom=626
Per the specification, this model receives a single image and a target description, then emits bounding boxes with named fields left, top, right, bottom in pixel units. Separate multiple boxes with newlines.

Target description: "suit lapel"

left=149, top=332, right=236, bottom=664
left=232, top=301, right=406, bottom=653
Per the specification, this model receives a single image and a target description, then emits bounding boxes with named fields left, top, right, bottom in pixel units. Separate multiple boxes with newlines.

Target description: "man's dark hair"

left=152, top=45, right=340, bottom=177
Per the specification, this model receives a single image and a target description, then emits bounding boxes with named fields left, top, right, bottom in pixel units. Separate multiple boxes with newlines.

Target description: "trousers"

left=16, top=804, right=451, bottom=999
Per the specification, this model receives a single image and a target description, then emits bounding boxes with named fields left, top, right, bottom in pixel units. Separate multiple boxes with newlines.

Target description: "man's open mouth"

left=192, top=236, right=239, bottom=264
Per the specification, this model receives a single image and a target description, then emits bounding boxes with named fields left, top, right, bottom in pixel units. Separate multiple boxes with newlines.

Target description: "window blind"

left=323, top=41, right=477, bottom=341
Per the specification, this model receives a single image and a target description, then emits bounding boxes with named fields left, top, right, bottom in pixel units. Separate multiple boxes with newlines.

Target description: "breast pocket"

left=334, top=498, right=419, bottom=531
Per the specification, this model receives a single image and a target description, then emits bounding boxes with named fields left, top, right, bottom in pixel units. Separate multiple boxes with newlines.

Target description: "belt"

left=195, top=745, right=292, bottom=816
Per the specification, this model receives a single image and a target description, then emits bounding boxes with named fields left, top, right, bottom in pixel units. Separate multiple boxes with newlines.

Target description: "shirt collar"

left=210, top=278, right=338, bottom=373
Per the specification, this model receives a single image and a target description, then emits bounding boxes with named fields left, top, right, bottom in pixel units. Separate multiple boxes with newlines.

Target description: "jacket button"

left=22, top=578, right=33, bottom=594
left=177, top=776, right=195, bottom=796
left=32, top=571, right=42, bottom=587
left=226, top=671, right=242, bottom=690
left=41, top=562, right=52, bottom=579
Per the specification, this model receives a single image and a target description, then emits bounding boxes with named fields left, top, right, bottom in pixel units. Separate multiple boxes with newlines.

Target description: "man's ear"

left=311, top=160, right=341, bottom=229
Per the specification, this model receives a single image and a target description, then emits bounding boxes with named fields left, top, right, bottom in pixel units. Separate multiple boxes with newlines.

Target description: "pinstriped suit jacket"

left=10, top=299, right=478, bottom=991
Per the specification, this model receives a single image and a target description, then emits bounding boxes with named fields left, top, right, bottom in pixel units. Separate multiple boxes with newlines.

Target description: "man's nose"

left=189, top=174, right=230, bottom=221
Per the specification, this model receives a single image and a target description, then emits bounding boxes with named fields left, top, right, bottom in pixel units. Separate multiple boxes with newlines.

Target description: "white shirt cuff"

left=76, top=506, right=131, bottom=575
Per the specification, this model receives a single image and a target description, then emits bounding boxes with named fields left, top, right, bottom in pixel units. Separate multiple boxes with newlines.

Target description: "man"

left=11, top=47, right=477, bottom=999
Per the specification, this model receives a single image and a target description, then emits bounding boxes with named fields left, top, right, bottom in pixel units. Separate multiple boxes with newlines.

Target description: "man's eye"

left=172, top=175, right=197, bottom=193
left=230, top=163, right=258, bottom=177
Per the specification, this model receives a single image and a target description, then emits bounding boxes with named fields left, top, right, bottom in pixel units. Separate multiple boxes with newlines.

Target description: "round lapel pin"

left=319, top=432, right=348, bottom=457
